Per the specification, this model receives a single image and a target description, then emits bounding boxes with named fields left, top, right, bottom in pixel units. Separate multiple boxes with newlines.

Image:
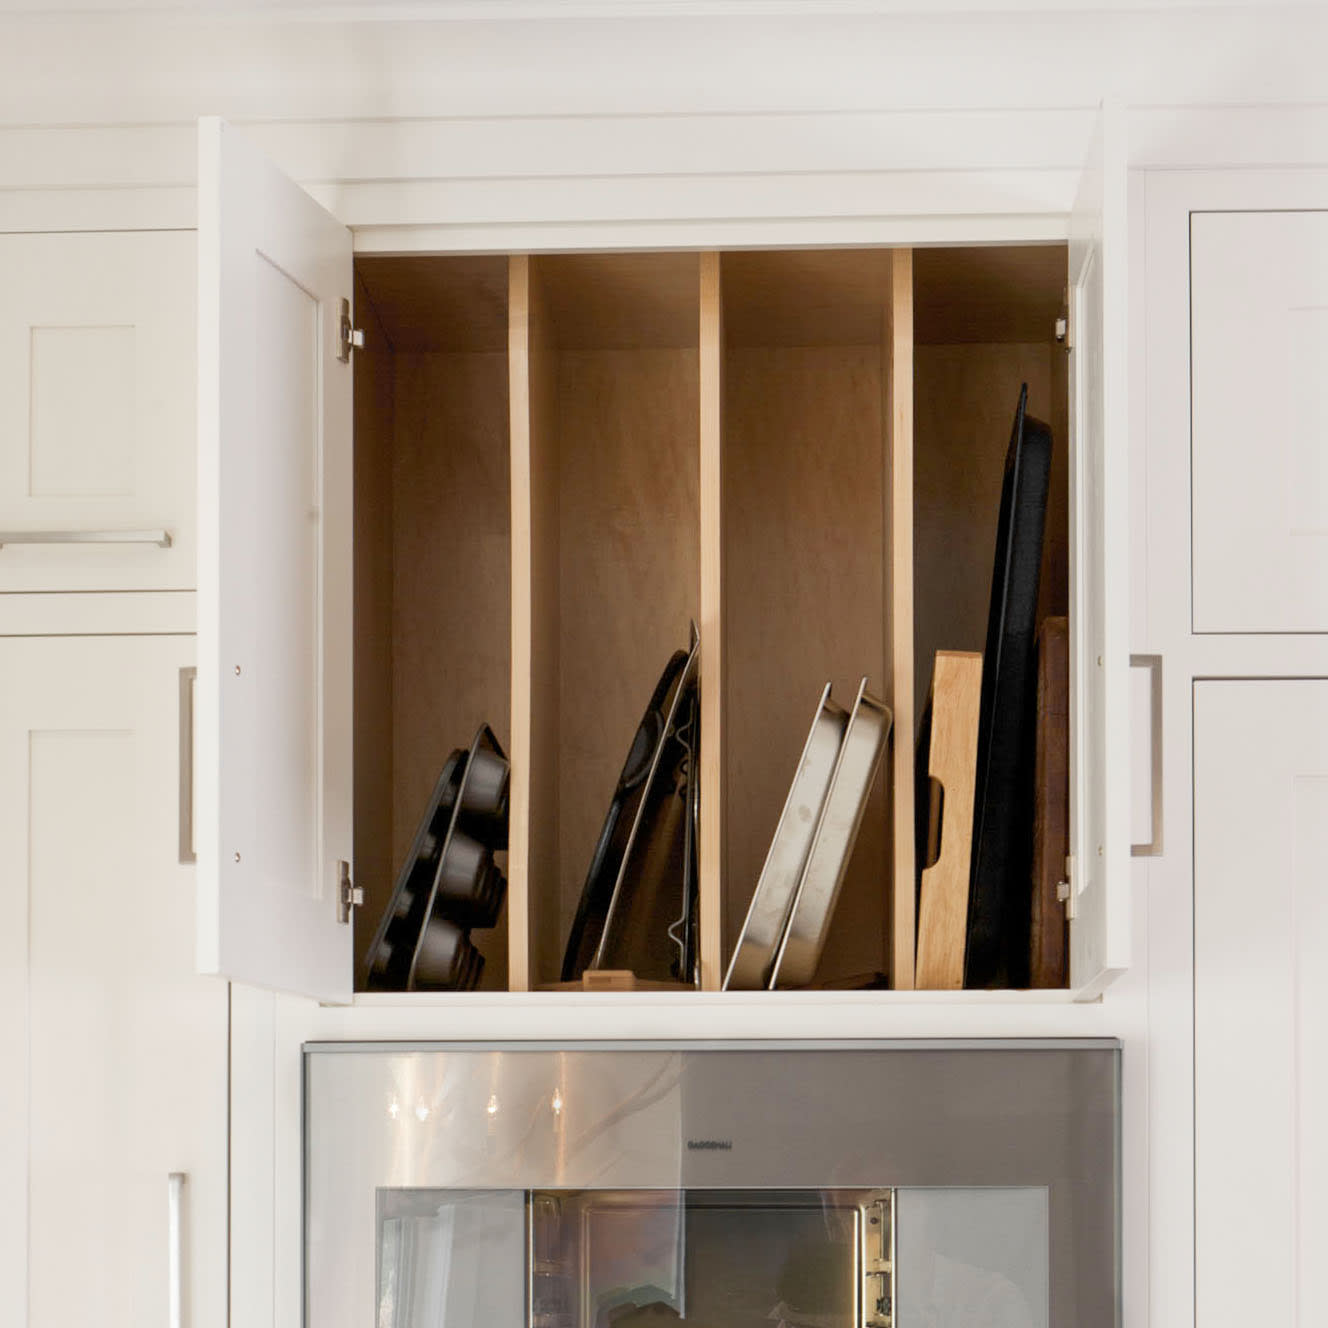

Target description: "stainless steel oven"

left=305, top=1041, right=1118, bottom=1328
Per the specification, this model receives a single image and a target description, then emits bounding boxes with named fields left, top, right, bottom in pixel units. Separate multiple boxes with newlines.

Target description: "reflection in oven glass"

left=374, top=1185, right=1049, bottom=1328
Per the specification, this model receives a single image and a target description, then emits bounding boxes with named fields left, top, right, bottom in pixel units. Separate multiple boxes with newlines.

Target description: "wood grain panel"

left=699, top=252, right=724, bottom=991
left=525, top=259, right=563, bottom=988
left=356, top=254, right=508, bottom=353
left=886, top=249, right=915, bottom=989
left=913, top=342, right=1067, bottom=739
left=392, top=349, right=511, bottom=991
left=915, top=650, right=983, bottom=990
left=539, top=252, right=700, bottom=349
left=913, top=245, right=1066, bottom=345
left=722, top=248, right=893, bottom=347
left=508, top=255, right=560, bottom=991
left=723, top=344, right=888, bottom=983
left=556, top=347, right=700, bottom=963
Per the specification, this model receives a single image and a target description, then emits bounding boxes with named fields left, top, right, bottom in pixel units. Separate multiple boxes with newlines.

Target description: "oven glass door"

left=373, top=1185, right=1049, bottom=1328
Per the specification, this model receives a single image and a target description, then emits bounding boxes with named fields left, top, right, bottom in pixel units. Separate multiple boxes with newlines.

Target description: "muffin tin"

left=363, top=724, right=510, bottom=991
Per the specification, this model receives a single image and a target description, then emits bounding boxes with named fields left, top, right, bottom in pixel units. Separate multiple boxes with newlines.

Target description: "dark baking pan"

left=405, top=725, right=509, bottom=986
left=363, top=724, right=510, bottom=992
left=965, top=384, right=1052, bottom=988
left=561, top=627, right=701, bottom=984
left=363, top=751, right=464, bottom=990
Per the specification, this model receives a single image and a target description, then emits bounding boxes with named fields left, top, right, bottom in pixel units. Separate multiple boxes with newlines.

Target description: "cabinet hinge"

left=337, top=298, right=365, bottom=363
left=1057, top=854, right=1077, bottom=921
left=337, top=860, right=363, bottom=925
left=1054, top=286, right=1074, bottom=351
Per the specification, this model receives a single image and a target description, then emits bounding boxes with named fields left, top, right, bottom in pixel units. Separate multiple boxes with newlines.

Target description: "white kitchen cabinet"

left=1194, top=679, right=1328, bottom=1328
left=1139, top=170, right=1328, bottom=1328
left=1191, top=211, right=1328, bottom=634
left=196, top=112, right=1129, bottom=1006
left=0, top=231, right=196, bottom=593
left=0, top=634, right=227, bottom=1328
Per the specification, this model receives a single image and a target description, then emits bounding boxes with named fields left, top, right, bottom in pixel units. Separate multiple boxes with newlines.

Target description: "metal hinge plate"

left=337, top=860, right=363, bottom=924
left=1055, top=286, right=1073, bottom=351
left=337, top=298, right=364, bottom=363
left=860, top=1190, right=894, bottom=1328
left=1057, top=853, right=1077, bottom=920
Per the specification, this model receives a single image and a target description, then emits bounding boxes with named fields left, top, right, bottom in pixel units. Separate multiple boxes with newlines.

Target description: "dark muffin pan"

left=363, top=723, right=509, bottom=992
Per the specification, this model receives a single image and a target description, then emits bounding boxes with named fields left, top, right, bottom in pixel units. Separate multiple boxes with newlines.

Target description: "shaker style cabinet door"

left=1192, top=211, right=1328, bottom=633
left=1066, top=106, right=1131, bottom=995
left=1194, top=679, right=1328, bottom=1328
left=0, top=635, right=227, bottom=1328
left=0, top=231, right=195, bottom=592
left=196, top=117, right=355, bottom=1003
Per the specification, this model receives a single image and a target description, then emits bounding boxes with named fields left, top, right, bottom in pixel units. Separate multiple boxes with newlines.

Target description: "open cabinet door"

left=196, top=118, right=354, bottom=1004
left=1067, top=105, right=1130, bottom=998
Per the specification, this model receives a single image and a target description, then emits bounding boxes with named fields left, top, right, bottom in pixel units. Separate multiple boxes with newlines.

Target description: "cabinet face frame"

left=198, top=111, right=1129, bottom=1005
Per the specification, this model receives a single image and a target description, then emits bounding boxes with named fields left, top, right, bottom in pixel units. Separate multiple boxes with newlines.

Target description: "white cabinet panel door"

left=1195, top=679, right=1328, bottom=1328
left=1192, top=210, right=1328, bottom=632
left=0, top=635, right=227, bottom=1328
left=0, top=231, right=195, bottom=592
left=1067, top=104, right=1131, bottom=996
left=196, top=117, right=354, bottom=1003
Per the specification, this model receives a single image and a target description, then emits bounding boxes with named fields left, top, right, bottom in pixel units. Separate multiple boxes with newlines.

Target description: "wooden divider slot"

left=719, top=249, right=897, bottom=987
left=515, top=252, right=701, bottom=988
left=352, top=254, right=513, bottom=991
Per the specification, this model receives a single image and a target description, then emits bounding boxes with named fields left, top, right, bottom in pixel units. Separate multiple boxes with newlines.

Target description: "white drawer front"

left=0, top=231, right=195, bottom=592
left=1191, top=210, right=1328, bottom=632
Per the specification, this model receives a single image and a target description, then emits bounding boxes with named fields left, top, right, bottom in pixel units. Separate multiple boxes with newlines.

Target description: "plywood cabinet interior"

left=349, top=244, right=1071, bottom=995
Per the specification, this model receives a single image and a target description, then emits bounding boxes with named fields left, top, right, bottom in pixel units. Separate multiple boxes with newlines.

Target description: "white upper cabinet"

left=1192, top=210, right=1328, bottom=633
left=0, top=231, right=195, bottom=592
left=1067, top=106, right=1130, bottom=996
left=196, top=117, right=355, bottom=1004
left=196, top=109, right=1129, bottom=1007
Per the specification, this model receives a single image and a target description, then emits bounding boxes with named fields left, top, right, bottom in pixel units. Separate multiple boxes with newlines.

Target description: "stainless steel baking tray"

left=769, top=678, right=891, bottom=989
left=724, top=683, right=848, bottom=991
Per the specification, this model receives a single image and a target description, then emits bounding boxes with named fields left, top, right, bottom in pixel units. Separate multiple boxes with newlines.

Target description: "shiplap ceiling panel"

left=0, top=1, right=1307, bottom=12
left=0, top=9, right=1324, bottom=124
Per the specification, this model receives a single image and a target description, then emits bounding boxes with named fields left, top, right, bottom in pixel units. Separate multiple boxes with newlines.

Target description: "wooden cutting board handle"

left=915, top=650, right=983, bottom=990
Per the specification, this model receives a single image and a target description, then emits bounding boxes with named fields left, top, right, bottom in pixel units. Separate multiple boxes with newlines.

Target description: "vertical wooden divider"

left=508, top=255, right=561, bottom=991
left=886, top=249, right=917, bottom=990
left=699, top=252, right=724, bottom=992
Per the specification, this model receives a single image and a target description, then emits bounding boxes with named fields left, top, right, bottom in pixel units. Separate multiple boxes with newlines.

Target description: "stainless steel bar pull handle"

left=168, top=1172, right=186, bottom=1328
left=0, top=528, right=172, bottom=548
left=1130, top=654, right=1163, bottom=857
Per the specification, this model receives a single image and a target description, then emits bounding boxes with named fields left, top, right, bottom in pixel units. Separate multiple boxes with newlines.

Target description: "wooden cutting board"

left=1030, top=616, right=1069, bottom=987
left=915, top=650, right=983, bottom=989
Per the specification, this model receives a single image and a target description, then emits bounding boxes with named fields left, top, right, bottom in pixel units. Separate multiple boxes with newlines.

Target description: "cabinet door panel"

left=0, top=635, right=227, bottom=1328
left=1195, top=679, right=1328, bottom=1328
left=1067, top=104, right=1131, bottom=995
left=0, top=232, right=195, bottom=592
left=196, top=116, right=354, bottom=1002
left=1192, top=210, right=1328, bottom=632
